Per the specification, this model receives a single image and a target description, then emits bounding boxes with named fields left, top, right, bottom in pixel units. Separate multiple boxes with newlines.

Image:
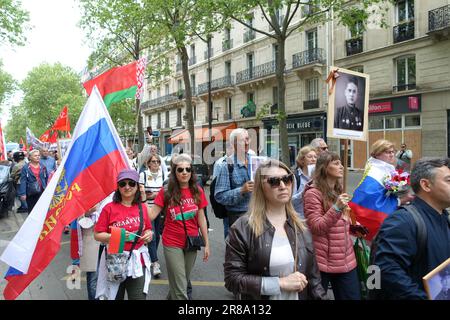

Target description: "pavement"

left=0, top=170, right=364, bottom=300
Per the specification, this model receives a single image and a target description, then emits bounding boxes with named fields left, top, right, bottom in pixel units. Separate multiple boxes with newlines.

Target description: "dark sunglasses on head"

left=176, top=167, right=192, bottom=173
left=118, top=180, right=137, bottom=188
left=320, top=146, right=328, bottom=151
left=266, top=174, right=294, bottom=188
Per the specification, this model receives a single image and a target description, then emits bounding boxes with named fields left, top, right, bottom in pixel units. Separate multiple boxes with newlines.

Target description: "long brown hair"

left=248, top=159, right=306, bottom=237
left=164, top=153, right=201, bottom=207
left=312, top=151, right=343, bottom=210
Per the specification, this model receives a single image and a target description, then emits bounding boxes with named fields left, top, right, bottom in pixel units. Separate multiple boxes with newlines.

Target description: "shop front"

left=352, top=94, right=422, bottom=169
left=262, top=112, right=326, bottom=167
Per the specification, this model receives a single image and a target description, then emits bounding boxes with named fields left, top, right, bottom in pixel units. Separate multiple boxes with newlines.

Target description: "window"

left=247, top=92, right=255, bottom=103
left=306, top=78, right=319, bottom=101
left=350, top=66, right=364, bottom=73
left=177, top=79, right=183, bottom=92
left=190, top=44, right=195, bottom=58
left=165, top=84, right=169, bottom=96
left=369, top=117, right=384, bottom=130
left=190, top=74, right=196, bottom=94
left=165, top=110, right=169, bottom=127
left=272, top=87, right=278, bottom=114
left=272, top=44, right=279, bottom=63
left=177, top=108, right=182, bottom=126
left=405, top=114, right=420, bottom=127
left=247, top=52, right=254, bottom=69
left=306, top=29, right=318, bottom=51
left=157, top=88, right=161, bottom=98
left=396, top=56, right=416, bottom=91
left=225, top=61, right=231, bottom=77
left=385, top=116, right=402, bottom=129
left=227, top=97, right=232, bottom=119
left=397, top=0, right=414, bottom=23
left=148, top=115, right=152, bottom=127
left=193, top=105, right=197, bottom=121
left=225, top=27, right=231, bottom=42
left=157, top=113, right=161, bottom=129
left=349, top=20, right=364, bottom=38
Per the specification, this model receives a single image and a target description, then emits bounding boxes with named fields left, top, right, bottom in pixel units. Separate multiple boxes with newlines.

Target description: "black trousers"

left=26, top=193, right=42, bottom=214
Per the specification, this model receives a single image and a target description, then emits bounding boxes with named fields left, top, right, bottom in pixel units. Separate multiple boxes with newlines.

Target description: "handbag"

left=27, top=181, right=42, bottom=196
left=105, top=202, right=144, bottom=283
left=179, top=202, right=204, bottom=251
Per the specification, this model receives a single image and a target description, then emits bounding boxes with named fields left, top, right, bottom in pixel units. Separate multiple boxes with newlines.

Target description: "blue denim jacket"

left=18, top=163, right=48, bottom=196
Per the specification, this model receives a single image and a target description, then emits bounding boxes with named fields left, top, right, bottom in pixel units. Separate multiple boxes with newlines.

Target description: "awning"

left=168, top=123, right=237, bottom=144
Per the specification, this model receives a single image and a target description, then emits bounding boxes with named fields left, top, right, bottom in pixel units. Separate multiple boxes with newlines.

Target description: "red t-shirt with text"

left=95, top=202, right=152, bottom=251
left=154, top=187, right=208, bottom=248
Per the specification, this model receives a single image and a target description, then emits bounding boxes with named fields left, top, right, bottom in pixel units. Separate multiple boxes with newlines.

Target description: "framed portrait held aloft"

left=249, top=156, right=267, bottom=181
left=423, top=258, right=450, bottom=300
left=327, top=67, right=370, bottom=141
left=57, top=138, right=73, bottom=160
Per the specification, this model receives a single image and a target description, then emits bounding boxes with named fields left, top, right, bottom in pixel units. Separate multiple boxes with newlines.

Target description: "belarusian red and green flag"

left=83, top=57, right=146, bottom=108
left=108, top=227, right=126, bottom=254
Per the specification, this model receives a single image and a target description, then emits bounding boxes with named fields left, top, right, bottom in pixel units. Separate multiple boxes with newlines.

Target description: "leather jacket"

left=224, top=214, right=327, bottom=300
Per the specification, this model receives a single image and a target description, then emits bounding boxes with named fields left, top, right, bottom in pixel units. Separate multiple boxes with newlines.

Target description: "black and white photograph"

left=57, top=138, right=73, bottom=160
left=423, top=258, right=450, bottom=300
left=327, top=67, right=369, bottom=141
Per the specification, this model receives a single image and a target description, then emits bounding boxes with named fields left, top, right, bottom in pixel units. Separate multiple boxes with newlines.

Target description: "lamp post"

left=207, top=35, right=212, bottom=142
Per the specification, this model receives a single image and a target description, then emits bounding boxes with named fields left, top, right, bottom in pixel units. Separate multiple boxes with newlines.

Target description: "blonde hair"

left=370, top=139, right=395, bottom=158
left=247, top=159, right=307, bottom=237
left=296, top=145, right=316, bottom=169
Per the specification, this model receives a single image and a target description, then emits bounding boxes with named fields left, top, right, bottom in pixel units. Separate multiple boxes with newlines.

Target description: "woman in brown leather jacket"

left=224, top=159, right=327, bottom=300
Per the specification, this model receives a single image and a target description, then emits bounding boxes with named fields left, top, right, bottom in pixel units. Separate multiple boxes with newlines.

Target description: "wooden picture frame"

left=423, top=258, right=450, bottom=300
left=327, top=66, right=370, bottom=141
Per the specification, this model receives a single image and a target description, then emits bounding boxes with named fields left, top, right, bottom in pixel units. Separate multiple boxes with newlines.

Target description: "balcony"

left=393, top=83, right=416, bottom=93
left=345, top=37, right=363, bottom=56
left=197, top=75, right=235, bottom=95
left=204, top=48, right=214, bottom=60
left=243, top=29, right=256, bottom=42
left=143, top=93, right=179, bottom=110
left=189, top=56, right=197, bottom=66
left=303, top=99, right=319, bottom=110
left=222, top=39, right=233, bottom=52
left=292, top=48, right=325, bottom=75
left=393, top=21, right=415, bottom=43
left=236, top=60, right=276, bottom=85
left=428, top=5, right=450, bottom=38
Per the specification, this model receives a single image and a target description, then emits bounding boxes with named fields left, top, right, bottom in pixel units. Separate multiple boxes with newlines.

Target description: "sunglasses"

left=320, top=147, right=328, bottom=151
left=149, top=160, right=161, bottom=164
left=265, top=174, right=294, bottom=188
left=118, top=180, right=137, bottom=188
left=176, top=167, right=192, bottom=173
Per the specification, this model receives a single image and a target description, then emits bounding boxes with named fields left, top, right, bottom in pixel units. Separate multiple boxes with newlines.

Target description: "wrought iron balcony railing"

left=393, top=83, right=416, bottom=92
left=429, top=5, right=450, bottom=32
left=197, top=75, right=235, bottom=95
left=393, top=21, right=415, bottom=43
left=292, top=48, right=325, bottom=69
left=345, top=37, right=363, bottom=56
left=236, top=61, right=276, bottom=84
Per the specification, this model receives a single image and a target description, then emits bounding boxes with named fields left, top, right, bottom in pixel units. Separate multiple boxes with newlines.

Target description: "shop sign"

left=408, top=96, right=419, bottom=110
left=369, top=101, right=392, bottom=113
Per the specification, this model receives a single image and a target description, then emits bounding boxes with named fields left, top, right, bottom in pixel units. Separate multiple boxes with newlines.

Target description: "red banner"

left=369, top=101, right=392, bottom=114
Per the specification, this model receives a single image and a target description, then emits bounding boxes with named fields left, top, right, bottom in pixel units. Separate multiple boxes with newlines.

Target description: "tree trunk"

left=276, top=37, right=289, bottom=165
left=179, top=45, right=195, bottom=158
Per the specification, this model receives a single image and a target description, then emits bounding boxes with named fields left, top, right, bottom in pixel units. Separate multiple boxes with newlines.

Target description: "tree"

left=0, top=60, right=16, bottom=114
left=215, top=0, right=390, bottom=164
left=79, top=0, right=159, bottom=149
left=6, top=63, right=85, bottom=141
left=148, top=0, right=224, bottom=157
left=0, top=0, right=30, bottom=47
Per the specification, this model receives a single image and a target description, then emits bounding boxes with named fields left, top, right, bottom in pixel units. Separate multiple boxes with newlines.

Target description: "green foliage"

left=109, top=99, right=137, bottom=138
left=256, top=103, right=270, bottom=121
left=7, top=63, right=85, bottom=140
left=0, top=0, right=30, bottom=47
left=0, top=60, right=16, bottom=113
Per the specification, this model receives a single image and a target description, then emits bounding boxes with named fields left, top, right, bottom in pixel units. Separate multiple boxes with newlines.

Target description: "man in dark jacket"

left=372, top=157, right=450, bottom=299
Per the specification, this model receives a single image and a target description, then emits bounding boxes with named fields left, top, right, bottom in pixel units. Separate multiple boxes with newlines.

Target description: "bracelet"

left=332, top=204, right=342, bottom=212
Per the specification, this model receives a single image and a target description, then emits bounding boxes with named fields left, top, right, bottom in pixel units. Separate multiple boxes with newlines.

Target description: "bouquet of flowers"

left=384, top=169, right=411, bottom=197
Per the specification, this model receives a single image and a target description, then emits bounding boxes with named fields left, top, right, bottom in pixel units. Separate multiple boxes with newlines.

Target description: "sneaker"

left=152, top=262, right=161, bottom=277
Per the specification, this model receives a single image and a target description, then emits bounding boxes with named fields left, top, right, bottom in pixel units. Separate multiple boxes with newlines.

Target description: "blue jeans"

left=223, top=217, right=229, bottom=239
left=321, top=268, right=361, bottom=300
left=148, top=214, right=161, bottom=263
left=86, top=271, right=97, bottom=300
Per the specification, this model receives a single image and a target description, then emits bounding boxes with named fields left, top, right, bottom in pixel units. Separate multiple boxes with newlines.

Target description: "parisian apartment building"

left=140, top=0, right=450, bottom=169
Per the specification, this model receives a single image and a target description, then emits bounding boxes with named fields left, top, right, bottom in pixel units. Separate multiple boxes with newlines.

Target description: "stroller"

left=0, top=164, right=15, bottom=218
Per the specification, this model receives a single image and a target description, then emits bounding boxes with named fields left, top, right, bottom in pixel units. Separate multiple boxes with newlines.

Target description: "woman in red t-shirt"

left=95, top=169, right=153, bottom=300
left=148, top=153, right=210, bottom=300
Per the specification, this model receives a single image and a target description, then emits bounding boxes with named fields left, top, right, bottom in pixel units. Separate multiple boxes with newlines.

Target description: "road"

left=0, top=170, right=363, bottom=300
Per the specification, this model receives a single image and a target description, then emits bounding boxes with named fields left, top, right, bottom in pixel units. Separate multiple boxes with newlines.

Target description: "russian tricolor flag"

left=0, top=87, right=129, bottom=300
left=349, top=158, right=399, bottom=241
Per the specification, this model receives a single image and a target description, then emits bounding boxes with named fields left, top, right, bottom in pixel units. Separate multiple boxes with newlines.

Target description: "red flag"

left=20, top=137, right=27, bottom=151
left=39, top=129, right=51, bottom=142
left=52, top=106, right=70, bottom=132
left=49, top=132, right=58, bottom=144
left=0, top=120, right=6, bottom=161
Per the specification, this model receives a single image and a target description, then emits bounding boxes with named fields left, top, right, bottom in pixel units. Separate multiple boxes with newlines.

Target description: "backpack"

left=368, top=204, right=427, bottom=299
left=209, top=163, right=233, bottom=219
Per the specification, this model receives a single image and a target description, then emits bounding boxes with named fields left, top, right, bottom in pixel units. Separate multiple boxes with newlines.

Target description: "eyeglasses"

left=320, top=147, right=328, bottom=151
left=265, top=174, right=294, bottom=188
left=176, top=167, right=192, bottom=173
left=118, top=180, right=137, bottom=188
left=149, top=160, right=161, bottom=164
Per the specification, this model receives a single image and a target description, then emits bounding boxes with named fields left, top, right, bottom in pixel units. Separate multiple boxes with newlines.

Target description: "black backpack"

left=368, top=204, right=427, bottom=299
left=209, top=163, right=233, bottom=219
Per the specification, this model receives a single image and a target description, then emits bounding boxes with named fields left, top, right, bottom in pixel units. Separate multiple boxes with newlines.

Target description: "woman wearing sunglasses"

left=139, top=154, right=166, bottom=278
left=224, top=159, right=326, bottom=300
left=303, top=151, right=360, bottom=300
left=148, top=153, right=210, bottom=300
left=94, top=169, right=153, bottom=300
